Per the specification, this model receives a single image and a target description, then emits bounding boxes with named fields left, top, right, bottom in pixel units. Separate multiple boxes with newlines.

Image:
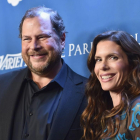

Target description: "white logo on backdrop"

left=7, top=0, right=22, bottom=6
left=0, top=53, right=26, bottom=70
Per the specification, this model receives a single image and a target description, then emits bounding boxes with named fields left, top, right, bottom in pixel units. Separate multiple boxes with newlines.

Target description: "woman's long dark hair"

left=81, top=31, right=140, bottom=140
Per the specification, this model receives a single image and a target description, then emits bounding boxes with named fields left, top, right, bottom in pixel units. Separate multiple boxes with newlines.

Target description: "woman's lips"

left=100, top=74, right=116, bottom=82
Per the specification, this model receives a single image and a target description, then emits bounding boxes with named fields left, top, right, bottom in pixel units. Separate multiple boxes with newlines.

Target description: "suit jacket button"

left=24, top=133, right=29, bottom=138
left=29, top=112, right=33, bottom=116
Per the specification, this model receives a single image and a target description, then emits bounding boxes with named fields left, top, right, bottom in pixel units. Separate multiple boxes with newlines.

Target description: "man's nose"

left=30, top=39, right=41, bottom=50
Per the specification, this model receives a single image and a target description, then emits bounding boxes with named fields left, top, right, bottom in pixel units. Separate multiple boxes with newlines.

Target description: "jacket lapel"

left=48, top=70, right=84, bottom=140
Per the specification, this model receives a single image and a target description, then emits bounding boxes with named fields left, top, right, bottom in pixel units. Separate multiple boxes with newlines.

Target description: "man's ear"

left=60, top=33, right=65, bottom=49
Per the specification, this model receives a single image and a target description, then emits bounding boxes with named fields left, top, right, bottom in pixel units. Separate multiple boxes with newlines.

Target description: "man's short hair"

left=19, top=6, right=66, bottom=38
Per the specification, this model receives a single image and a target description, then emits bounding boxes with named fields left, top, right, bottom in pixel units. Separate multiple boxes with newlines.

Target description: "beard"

left=22, top=48, right=62, bottom=76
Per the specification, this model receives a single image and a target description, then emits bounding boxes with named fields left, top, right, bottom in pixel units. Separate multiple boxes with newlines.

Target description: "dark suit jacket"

left=0, top=63, right=87, bottom=140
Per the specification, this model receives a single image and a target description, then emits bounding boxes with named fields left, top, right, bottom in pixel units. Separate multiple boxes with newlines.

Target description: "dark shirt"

left=12, top=60, right=67, bottom=140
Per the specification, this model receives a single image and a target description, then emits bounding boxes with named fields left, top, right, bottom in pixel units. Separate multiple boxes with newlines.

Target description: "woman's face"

left=94, top=40, right=129, bottom=93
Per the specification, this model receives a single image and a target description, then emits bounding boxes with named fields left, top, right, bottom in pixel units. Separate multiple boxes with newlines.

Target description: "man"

left=0, top=6, right=87, bottom=140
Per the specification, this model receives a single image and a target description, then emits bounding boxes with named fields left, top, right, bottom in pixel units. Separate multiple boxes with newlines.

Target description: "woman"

left=81, top=30, right=140, bottom=140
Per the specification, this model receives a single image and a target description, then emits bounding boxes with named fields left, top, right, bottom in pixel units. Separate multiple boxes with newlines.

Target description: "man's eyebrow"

left=38, top=33, right=51, bottom=36
left=22, top=33, right=51, bottom=38
left=22, top=35, right=29, bottom=37
left=22, top=35, right=31, bottom=39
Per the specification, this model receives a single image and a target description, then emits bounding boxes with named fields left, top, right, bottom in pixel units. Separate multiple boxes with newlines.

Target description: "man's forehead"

left=23, top=13, right=52, bottom=27
left=39, top=12, right=50, bottom=20
left=23, top=12, right=51, bottom=24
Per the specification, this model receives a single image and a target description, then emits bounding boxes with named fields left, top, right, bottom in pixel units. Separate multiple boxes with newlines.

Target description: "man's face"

left=21, top=13, right=65, bottom=75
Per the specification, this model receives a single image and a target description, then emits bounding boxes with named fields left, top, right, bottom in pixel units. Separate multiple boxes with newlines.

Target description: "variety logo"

left=7, top=0, right=22, bottom=6
left=0, top=53, right=26, bottom=70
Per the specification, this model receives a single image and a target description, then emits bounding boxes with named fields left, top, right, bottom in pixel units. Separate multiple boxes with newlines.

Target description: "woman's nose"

left=100, top=61, right=109, bottom=71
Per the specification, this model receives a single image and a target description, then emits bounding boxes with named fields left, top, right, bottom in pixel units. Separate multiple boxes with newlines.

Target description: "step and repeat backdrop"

left=0, top=0, right=140, bottom=78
